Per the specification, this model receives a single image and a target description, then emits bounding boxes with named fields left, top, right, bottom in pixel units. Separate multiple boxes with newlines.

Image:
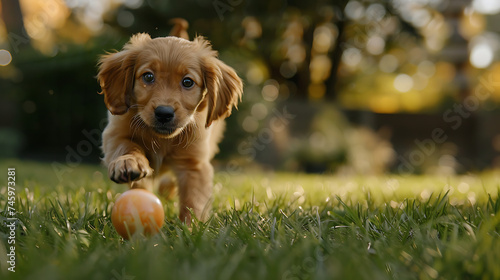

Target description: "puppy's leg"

left=158, top=174, right=178, bottom=200
left=174, top=161, right=213, bottom=223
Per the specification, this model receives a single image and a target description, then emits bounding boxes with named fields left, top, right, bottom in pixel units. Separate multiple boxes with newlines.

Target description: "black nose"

left=155, top=106, right=175, bottom=124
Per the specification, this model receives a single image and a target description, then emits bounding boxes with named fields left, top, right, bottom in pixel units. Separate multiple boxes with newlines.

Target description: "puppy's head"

left=97, top=33, right=243, bottom=138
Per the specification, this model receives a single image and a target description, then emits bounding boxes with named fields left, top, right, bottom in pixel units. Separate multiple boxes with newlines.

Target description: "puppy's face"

left=132, top=37, right=206, bottom=137
left=97, top=34, right=243, bottom=138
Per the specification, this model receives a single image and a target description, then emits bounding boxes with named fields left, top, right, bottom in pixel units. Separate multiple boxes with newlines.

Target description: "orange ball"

left=111, top=189, right=165, bottom=239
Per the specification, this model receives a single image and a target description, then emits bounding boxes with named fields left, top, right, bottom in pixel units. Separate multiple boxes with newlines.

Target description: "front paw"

left=109, top=155, right=153, bottom=183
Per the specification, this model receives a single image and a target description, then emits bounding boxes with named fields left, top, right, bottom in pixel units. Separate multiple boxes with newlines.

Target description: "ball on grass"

left=111, top=189, right=165, bottom=239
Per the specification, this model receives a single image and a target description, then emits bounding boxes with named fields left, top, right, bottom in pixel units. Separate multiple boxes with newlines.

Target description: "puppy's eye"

left=142, top=72, right=155, bottom=84
left=181, top=77, right=195, bottom=89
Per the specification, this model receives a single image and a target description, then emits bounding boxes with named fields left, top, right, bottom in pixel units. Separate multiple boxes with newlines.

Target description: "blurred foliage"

left=2, top=0, right=500, bottom=172
left=285, top=105, right=394, bottom=174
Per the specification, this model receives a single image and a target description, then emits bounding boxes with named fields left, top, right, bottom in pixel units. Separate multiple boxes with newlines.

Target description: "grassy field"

left=1, top=159, right=500, bottom=280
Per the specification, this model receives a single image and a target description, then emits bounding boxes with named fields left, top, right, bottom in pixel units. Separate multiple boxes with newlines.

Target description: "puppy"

left=97, top=28, right=243, bottom=222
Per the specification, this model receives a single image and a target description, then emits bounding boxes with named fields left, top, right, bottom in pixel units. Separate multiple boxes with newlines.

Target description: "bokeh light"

left=261, top=80, right=280, bottom=102
left=246, top=62, right=266, bottom=85
left=410, top=9, right=431, bottom=28
left=393, top=74, right=413, bottom=93
left=345, top=1, right=364, bottom=20
left=0, top=49, right=12, bottom=66
left=312, top=25, right=336, bottom=53
left=459, top=9, right=485, bottom=39
left=470, top=43, right=493, bottom=69
left=379, top=54, right=399, bottom=73
left=242, top=17, right=262, bottom=39
left=472, top=0, right=500, bottom=15
left=417, top=60, right=436, bottom=77
left=242, top=116, right=259, bottom=133
left=287, top=44, right=306, bottom=64
left=309, top=55, right=332, bottom=83
left=117, top=10, right=135, bottom=28
left=366, top=35, right=385, bottom=55
left=280, top=61, right=297, bottom=78
left=365, top=3, right=385, bottom=21
left=342, top=47, right=362, bottom=68
left=251, top=103, right=268, bottom=120
left=469, top=33, right=499, bottom=69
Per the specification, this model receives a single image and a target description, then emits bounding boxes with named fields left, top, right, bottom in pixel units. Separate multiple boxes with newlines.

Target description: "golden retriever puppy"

left=97, top=30, right=243, bottom=222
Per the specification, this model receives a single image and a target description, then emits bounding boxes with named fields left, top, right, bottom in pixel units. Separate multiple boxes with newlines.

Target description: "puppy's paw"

left=109, top=155, right=153, bottom=183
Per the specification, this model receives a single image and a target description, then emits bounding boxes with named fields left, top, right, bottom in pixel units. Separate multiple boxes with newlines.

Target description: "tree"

left=1, top=0, right=30, bottom=52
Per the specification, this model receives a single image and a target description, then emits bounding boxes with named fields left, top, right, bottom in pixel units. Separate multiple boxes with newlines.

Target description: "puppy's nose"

left=155, top=106, right=175, bottom=124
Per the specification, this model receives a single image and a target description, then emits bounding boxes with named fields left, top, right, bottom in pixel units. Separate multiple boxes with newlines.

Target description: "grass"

left=1, top=159, right=500, bottom=280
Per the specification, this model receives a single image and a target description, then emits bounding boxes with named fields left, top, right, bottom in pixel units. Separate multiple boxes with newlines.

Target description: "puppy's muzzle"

left=155, top=106, right=175, bottom=124
left=154, top=106, right=177, bottom=134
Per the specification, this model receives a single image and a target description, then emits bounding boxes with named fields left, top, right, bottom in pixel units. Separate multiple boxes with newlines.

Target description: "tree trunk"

left=1, top=0, right=30, bottom=52
left=325, top=17, right=346, bottom=101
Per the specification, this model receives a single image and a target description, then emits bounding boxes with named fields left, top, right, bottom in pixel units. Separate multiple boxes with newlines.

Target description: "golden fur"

left=97, top=32, right=243, bottom=222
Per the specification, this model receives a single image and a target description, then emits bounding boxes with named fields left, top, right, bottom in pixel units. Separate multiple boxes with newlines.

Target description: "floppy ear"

left=202, top=54, right=243, bottom=128
left=97, top=33, right=151, bottom=115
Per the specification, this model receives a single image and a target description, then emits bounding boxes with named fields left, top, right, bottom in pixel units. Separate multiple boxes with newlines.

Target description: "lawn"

left=1, top=159, right=500, bottom=280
